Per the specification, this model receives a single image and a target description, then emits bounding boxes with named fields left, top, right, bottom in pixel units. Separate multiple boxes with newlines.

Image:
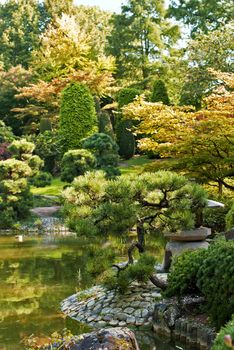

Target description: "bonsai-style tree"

left=0, top=139, right=43, bottom=228
left=63, top=170, right=207, bottom=290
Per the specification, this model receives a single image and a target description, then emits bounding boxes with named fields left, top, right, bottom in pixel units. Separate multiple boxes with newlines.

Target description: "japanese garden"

left=0, top=0, right=233, bottom=349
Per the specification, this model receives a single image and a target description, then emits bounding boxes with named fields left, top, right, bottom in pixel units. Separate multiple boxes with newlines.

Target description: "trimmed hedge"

left=151, top=79, right=170, bottom=105
left=164, top=240, right=234, bottom=329
left=59, top=83, right=97, bottom=153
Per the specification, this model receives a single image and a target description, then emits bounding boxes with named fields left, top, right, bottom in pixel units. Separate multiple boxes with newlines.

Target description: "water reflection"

left=0, top=234, right=177, bottom=350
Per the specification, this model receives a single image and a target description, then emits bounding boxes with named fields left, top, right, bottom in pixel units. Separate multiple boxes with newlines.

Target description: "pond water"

left=0, top=234, right=183, bottom=350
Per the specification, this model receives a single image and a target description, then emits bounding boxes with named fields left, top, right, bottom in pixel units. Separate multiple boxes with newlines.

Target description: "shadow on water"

left=0, top=234, right=183, bottom=350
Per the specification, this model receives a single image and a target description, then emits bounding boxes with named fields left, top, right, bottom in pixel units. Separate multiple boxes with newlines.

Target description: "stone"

left=124, top=307, right=135, bottom=314
left=87, top=300, right=95, bottom=308
left=162, top=240, right=209, bottom=271
left=126, top=316, right=136, bottom=325
left=164, top=226, right=211, bottom=241
left=103, top=314, right=112, bottom=322
left=141, top=309, right=149, bottom=318
left=116, top=313, right=128, bottom=321
left=225, top=228, right=234, bottom=240
left=119, top=321, right=126, bottom=327
left=131, top=301, right=141, bottom=308
left=63, top=327, right=140, bottom=350
left=97, top=321, right=107, bottom=328
left=134, top=309, right=142, bottom=318
left=109, top=319, right=119, bottom=326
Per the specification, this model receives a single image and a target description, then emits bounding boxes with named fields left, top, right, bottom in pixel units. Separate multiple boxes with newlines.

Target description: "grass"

left=31, top=178, right=68, bottom=196
left=119, top=155, right=154, bottom=175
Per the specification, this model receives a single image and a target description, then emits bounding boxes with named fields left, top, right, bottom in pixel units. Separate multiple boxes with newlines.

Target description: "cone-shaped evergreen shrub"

left=116, top=88, right=140, bottom=159
left=151, top=79, right=170, bottom=105
left=59, top=83, right=97, bottom=153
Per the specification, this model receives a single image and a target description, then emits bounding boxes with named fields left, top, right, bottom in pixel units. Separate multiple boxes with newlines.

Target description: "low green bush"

left=164, top=249, right=208, bottom=298
left=197, top=240, right=234, bottom=329
left=165, top=240, right=234, bottom=329
left=212, top=315, right=234, bottom=350
left=226, top=203, right=234, bottom=230
left=61, top=149, right=96, bottom=183
left=30, top=172, right=53, bottom=187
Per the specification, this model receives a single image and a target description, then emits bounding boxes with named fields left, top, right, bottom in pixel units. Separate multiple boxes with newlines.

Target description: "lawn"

left=119, top=155, right=154, bottom=175
left=31, top=178, right=68, bottom=196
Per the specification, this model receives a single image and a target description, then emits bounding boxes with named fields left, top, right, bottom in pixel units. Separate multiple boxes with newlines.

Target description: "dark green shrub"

left=116, top=119, right=135, bottom=160
left=117, top=88, right=141, bottom=108
left=151, top=79, right=170, bottom=105
left=164, top=249, right=208, bottom=298
left=212, top=315, right=234, bottom=350
left=197, top=240, right=234, bottom=329
left=59, top=82, right=97, bottom=153
left=82, top=133, right=120, bottom=178
left=39, top=118, right=52, bottom=133
left=32, top=131, right=61, bottom=174
left=116, top=88, right=140, bottom=159
left=30, top=172, right=52, bottom=187
left=226, top=203, right=234, bottom=230
left=61, top=149, right=96, bottom=183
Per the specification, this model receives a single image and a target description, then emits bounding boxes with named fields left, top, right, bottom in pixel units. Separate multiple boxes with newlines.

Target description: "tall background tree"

left=169, top=0, right=233, bottom=37
left=107, top=0, right=180, bottom=81
left=0, top=0, right=44, bottom=68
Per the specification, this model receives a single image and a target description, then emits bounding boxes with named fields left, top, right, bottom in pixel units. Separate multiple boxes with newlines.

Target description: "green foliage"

left=226, top=203, right=234, bottom=230
left=32, top=131, right=61, bottom=174
left=151, top=79, right=170, bottom=105
left=117, top=88, right=141, bottom=108
left=0, top=139, right=42, bottom=228
left=197, top=240, right=234, bottom=329
left=86, top=247, right=116, bottom=277
left=165, top=240, right=234, bottom=329
left=82, top=133, right=120, bottom=178
left=102, top=253, right=156, bottom=293
left=0, top=121, right=15, bottom=143
left=164, top=249, right=208, bottom=297
left=61, top=149, right=96, bottom=183
left=0, top=0, right=43, bottom=68
left=107, top=0, right=180, bottom=80
left=116, top=88, right=140, bottom=160
left=59, top=82, right=97, bottom=153
left=39, top=118, right=52, bottom=133
left=30, top=172, right=53, bottom=188
left=169, top=0, right=232, bottom=36
left=0, top=65, right=34, bottom=135
left=63, top=170, right=207, bottom=238
left=212, top=316, right=234, bottom=350
left=116, top=119, right=135, bottom=160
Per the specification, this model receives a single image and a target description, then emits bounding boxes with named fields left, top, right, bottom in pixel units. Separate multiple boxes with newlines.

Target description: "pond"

left=0, top=234, right=183, bottom=350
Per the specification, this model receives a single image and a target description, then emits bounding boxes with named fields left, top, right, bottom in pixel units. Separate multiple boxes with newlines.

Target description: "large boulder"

left=54, top=328, right=140, bottom=350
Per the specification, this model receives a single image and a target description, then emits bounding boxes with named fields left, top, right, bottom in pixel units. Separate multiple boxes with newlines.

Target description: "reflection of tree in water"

left=0, top=263, right=43, bottom=321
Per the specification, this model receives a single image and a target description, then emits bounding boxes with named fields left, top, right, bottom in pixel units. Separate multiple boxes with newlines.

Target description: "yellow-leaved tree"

left=123, top=71, right=234, bottom=194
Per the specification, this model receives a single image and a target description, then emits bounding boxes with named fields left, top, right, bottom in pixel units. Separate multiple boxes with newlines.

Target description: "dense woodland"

left=0, top=1, right=234, bottom=348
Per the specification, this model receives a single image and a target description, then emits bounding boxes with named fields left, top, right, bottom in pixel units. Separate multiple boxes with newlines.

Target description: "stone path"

left=61, top=279, right=167, bottom=329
